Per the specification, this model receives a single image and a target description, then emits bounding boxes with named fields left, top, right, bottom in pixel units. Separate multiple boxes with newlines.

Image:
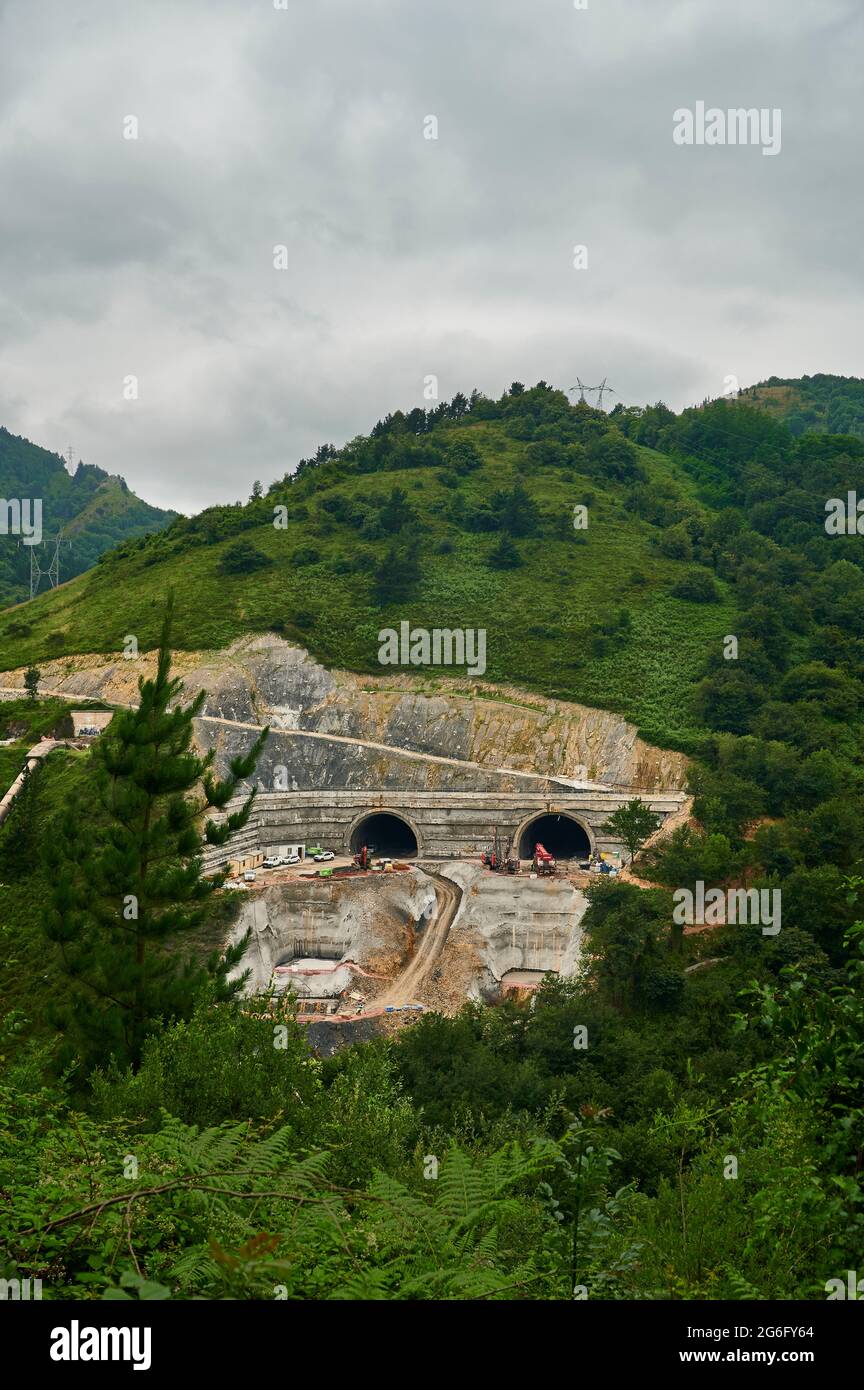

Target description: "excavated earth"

left=3, top=633, right=690, bottom=1030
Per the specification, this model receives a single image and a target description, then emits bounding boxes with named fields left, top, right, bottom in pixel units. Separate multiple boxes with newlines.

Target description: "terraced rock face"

left=2, top=633, right=688, bottom=790
left=224, top=869, right=439, bottom=995
left=440, top=863, right=588, bottom=996
left=223, top=864, right=586, bottom=1010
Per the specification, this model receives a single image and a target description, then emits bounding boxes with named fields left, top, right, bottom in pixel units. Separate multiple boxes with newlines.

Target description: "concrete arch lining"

left=514, top=810, right=594, bottom=861
left=346, top=808, right=423, bottom=858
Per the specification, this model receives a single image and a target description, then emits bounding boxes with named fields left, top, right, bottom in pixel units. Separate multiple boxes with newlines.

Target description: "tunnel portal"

left=517, top=813, right=591, bottom=862
left=350, top=812, right=418, bottom=858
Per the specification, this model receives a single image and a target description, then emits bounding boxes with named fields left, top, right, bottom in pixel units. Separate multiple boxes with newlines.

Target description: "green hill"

left=2, top=381, right=864, bottom=758
left=3, top=380, right=864, bottom=1306
left=738, top=372, right=864, bottom=438
left=0, top=427, right=177, bottom=605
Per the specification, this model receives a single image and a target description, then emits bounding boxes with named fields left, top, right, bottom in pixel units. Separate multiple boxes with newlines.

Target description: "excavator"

left=533, top=842, right=557, bottom=876
left=352, top=844, right=374, bottom=870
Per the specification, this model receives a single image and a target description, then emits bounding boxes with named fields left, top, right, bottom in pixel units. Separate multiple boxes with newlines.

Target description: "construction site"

left=215, top=793, right=686, bottom=1045
left=3, top=633, right=689, bottom=1043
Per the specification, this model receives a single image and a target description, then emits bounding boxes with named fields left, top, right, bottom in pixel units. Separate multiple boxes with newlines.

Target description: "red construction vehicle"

left=353, top=844, right=373, bottom=870
left=533, top=842, right=557, bottom=876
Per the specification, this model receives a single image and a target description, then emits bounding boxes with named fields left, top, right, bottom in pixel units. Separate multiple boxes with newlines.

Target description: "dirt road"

left=374, top=869, right=462, bottom=1010
left=295, top=867, right=463, bottom=1024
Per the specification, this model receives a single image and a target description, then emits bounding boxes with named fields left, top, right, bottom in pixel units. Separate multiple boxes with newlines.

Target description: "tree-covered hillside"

left=2, top=381, right=864, bottom=1303
left=740, top=373, right=864, bottom=439
left=5, top=382, right=864, bottom=756
left=0, top=427, right=177, bottom=605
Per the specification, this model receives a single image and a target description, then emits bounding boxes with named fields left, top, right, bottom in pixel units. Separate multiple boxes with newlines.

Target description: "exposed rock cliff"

left=1, top=633, right=687, bottom=791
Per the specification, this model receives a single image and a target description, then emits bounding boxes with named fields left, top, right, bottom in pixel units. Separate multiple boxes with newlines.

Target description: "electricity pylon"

left=26, top=533, right=70, bottom=600
left=594, top=377, right=616, bottom=409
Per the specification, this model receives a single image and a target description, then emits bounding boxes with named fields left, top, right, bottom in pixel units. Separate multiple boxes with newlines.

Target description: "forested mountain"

left=2, top=380, right=863, bottom=1302
left=0, top=427, right=177, bottom=605
left=4, top=380, right=864, bottom=755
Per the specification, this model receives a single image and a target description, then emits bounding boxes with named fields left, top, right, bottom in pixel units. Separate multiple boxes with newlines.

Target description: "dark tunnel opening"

left=518, top=814, right=591, bottom=862
left=350, top=812, right=418, bottom=859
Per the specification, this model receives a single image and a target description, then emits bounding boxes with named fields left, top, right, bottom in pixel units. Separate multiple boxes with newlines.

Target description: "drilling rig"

left=481, top=828, right=519, bottom=874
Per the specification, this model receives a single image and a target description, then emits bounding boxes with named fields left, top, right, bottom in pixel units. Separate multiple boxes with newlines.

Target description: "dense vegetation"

left=1, top=379, right=863, bottom=1300
left=0, top=427, right=176, bottom=606
left=0, top=387, right=741, bottom=749
left=741, top=372, right=864, bottom=439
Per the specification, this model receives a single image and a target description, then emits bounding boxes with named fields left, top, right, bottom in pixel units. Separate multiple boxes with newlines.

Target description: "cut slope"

left=0, top=391, right=735, bottom=750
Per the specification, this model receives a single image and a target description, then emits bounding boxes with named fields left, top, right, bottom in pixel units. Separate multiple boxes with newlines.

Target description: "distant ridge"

left=0, top=426, right=177, bottom=605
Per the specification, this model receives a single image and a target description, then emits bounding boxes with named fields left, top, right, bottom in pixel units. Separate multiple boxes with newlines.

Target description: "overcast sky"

left=0, top=0, right=861, bottom=513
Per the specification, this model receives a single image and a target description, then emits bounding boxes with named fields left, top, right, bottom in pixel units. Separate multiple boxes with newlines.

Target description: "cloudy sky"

left=0, top=0, right=861, bottom=513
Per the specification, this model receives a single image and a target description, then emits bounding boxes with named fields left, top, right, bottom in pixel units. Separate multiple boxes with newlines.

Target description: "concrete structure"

left=70, top=710, right=113, bottom=736
left=203, top=786, right=687, bottom=871
left=0, top=739, right=57, bottom=826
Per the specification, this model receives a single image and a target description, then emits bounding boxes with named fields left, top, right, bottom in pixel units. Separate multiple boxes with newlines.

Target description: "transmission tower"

left=65, top=445, right=76, bottom=474
left=568, top=378, right=593, bottom=404
left=594, top=377, right=617, bottom=410
left=26, top=533, right=71, bottom=601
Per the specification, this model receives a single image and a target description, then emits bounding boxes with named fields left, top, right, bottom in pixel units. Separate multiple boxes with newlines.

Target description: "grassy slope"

left=0, top=420, right=734, bottom=747
left=0, top=696, right=114, bottom=797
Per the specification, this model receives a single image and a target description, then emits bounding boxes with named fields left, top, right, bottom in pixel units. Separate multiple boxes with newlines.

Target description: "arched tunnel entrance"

left=518, top=813, right=591, bottom=862
left=350, top=812, right=418, bottom=859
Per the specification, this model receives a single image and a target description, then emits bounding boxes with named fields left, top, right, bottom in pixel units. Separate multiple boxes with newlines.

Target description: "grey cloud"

left=0, top=0, right=861, bottom=513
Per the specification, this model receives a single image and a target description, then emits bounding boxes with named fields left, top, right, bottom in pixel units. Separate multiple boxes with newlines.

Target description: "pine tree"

left=42, top=595, right=268, bottom=1073
left=487, top=535, right=523, bottom=569
left=23, top=666, right=40, bottom=702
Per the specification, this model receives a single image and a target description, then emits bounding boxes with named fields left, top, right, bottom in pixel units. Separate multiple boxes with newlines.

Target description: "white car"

left=262, top=856, right=281, bottom=869
left=282, top=854, right=301, bottom=865
left=313, top=851, right=335, bottom=862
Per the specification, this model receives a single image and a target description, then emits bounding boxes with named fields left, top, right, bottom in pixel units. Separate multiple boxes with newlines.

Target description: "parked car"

left=243, top=870, right=257, bottom=882
left=262, top=856, right=281, bottom=868
left=282, top=854, right=301, bottom=865
left=313, top=850, right=335, bottom=862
